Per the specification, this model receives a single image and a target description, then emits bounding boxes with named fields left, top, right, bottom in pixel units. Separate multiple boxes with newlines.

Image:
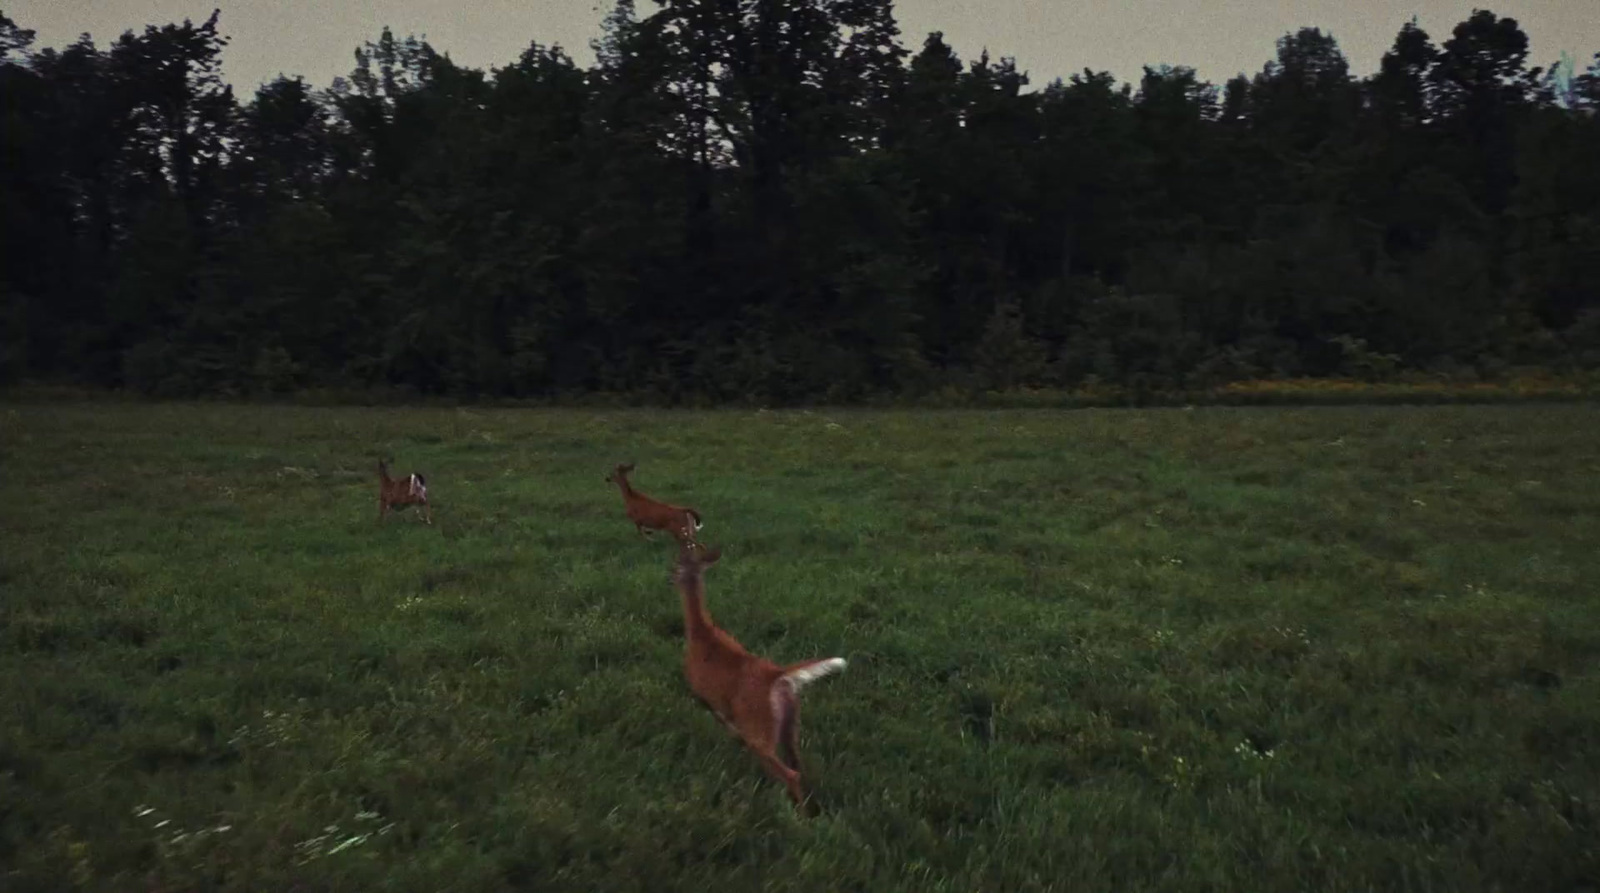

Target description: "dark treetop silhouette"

left=1, top=5, right=1597, bottom=401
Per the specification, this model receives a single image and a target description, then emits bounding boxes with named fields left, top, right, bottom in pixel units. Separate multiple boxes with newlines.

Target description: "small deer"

left=672, top=542, right=847, bottom=812
left=377, top=457, right=431, bottom=524
left=605, top=462, right=702, bottom=544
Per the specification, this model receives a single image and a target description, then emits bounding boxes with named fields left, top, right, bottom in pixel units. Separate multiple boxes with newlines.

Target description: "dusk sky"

left=8, top=0, right=1597, bottom=95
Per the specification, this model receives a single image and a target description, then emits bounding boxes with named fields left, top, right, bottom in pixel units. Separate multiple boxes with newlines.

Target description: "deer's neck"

left=678, top=577, right=715, bottom=641
left=615, top=476, right=637, bottom=499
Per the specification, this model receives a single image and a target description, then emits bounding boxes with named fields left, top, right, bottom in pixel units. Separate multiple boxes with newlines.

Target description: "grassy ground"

left=1, top=403, right=1597, bottom=892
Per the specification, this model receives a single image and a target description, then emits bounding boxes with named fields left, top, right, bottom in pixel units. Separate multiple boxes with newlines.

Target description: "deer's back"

left=684, top=633, right=779, bottom=713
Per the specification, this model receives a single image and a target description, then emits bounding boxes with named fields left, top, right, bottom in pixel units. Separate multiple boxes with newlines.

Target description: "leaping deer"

left=378, top=457, right=431, bottom=524
left=672, top=542, right=847, bottom=812
left=606, top=462, right=702, bottom=544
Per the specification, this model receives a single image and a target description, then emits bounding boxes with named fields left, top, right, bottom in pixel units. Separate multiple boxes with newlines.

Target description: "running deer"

left=672, top=542, right=847, bottom=812
left=605, top=462, right=702, bottom=544
left=377, top=457, right=432, bottom=524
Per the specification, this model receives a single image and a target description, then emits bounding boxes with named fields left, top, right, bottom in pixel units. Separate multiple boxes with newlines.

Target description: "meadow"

left=1, top=402, right=1596, bottom=892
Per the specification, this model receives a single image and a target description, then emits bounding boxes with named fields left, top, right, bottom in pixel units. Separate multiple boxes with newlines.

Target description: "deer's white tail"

left=781, top=658, right=847, bottom=692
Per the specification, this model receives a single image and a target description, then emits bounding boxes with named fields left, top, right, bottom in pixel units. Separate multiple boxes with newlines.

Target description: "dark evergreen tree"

left=0, top=4, right=1595, bottom=398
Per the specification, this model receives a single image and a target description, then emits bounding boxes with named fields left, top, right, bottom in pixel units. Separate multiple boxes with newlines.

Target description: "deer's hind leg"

left=763, top=683, right=811, bottom=808
left=755, top=749, right=808, bottom=807
left=779, top=700, right=803, bottom=774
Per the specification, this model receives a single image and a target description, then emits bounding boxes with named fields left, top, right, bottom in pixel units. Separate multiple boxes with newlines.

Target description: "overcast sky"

left=8, top=0, right=1597, bottom=96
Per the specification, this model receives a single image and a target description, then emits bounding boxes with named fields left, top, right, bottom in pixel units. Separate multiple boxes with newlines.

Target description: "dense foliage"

left=2, top=5, right=1597, bottom=401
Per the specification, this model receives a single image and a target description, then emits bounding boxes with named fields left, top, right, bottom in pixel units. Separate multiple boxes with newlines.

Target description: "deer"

left=671, top=541, right=847, bottom=813
left=377, top=457, right=431, bottom=524
left=605, top=462, right=702, bottom=544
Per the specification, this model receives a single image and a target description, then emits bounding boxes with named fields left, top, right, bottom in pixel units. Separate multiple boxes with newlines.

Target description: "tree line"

left=1, top=3, right=1597, bottom=402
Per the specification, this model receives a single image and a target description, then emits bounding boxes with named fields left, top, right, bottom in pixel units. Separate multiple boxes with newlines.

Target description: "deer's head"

left=674, top=541, right=722, bottom=584
left=604, top=462, right=636, bottom=484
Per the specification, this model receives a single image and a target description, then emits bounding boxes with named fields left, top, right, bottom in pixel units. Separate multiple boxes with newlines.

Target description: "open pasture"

left=1, top=402, right=1597, bottom=891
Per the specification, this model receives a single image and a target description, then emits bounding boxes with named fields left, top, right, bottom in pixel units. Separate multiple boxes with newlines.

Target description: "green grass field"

left=2, top=403, right=1597, bottom=891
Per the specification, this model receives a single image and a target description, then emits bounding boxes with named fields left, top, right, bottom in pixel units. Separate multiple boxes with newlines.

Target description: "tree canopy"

left=2, top=5, right=1596, bottom=400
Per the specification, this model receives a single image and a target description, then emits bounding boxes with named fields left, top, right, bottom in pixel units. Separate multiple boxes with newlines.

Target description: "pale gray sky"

left=8, top=0, right=1596, bottom=96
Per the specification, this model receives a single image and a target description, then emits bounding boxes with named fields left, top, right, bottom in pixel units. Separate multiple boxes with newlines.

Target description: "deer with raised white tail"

left=377, top=457, right=431, bottom=524
left=671, top=542, right=846, bottom=812
left=606, top=462, right=702, bottom=544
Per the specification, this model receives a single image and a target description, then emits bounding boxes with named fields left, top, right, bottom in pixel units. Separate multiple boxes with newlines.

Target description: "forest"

left=1, top=3, right=1597, bottom=403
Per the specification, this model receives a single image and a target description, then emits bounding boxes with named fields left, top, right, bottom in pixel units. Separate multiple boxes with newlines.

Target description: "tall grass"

left=1, top=403, right=1596, bottom=891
